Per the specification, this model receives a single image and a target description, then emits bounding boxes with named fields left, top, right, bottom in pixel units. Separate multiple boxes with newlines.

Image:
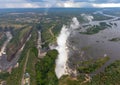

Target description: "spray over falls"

left=81, top=14, right=94, bottom=22
left=55, top=17, right=80, bottom=79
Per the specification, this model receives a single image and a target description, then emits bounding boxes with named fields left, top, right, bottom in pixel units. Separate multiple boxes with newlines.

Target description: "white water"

left=81, top=13, right=94, bottom=22
left=55, top=17, right=80, bottom=78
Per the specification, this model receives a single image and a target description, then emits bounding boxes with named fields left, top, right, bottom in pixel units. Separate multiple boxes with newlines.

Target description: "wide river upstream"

left=67, top=10, right=120, bottom=74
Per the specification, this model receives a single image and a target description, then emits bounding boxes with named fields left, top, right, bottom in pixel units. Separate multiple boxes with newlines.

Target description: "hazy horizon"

left=0, top=0, right=120, bottom=8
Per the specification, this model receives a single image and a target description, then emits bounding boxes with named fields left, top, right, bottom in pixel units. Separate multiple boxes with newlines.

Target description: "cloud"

left=93, top=3, right=120, bottom=8
left=0, top=3, right=40, bottom=8
left=0, top=0, right=120, bottom=8
left=0, top=0, right=40, bottom=8
left=53, top=0, right=93, bottom=8
left=58, top=1, right=91, bottom=7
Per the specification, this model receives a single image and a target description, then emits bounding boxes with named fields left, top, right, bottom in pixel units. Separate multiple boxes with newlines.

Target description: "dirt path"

left=49, top=24, right=56, bottom=37
left=80, top=74, right=91, bottom=85
left=21, top=50, right=30, bottom=85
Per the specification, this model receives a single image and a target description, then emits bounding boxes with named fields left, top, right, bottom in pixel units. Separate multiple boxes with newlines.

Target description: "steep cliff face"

left=6, top=27, right=32, bottom=61
left=0, top=32, right=7, bottom=51
left=55, top=17, right=81, bottom=78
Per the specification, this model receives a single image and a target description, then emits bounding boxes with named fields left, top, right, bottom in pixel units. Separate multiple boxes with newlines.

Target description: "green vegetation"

left=81, top=46, right=91, bottom=51
left=77, top=57, right=110, bottom=73
left=1, top=8, right=120, bottom=85
left=41, top=21, right=62, bottom=48
left=35, top=54, right=109, bottom=85
left=0, top=73, right=9, bottom=80
left=6, top=29, right=37, bottom=85
left=92, top=13, right=113, bottom=21
left=41, top=22, right=57, bottom=48
left=80, top=22, right=111, bottom=35
left=35, top=50, right=58, bottom=85
left=59, top=75, right=85, bottom=85
left=109, top=37, right=120, bottom=42
left=25, top=31, right=38, bottom=85
left=6, top=26, right=32, bottom=61
left=58, top=59, right=120, bottom=85
left=87, top=60, right=120, bottom=85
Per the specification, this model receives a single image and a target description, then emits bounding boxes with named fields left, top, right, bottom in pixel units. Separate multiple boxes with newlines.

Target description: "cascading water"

left=55, top=17, right=80, bottom=79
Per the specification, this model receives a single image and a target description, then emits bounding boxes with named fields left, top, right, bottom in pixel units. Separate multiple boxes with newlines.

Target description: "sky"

left=0, top=0, right=120, bottom=8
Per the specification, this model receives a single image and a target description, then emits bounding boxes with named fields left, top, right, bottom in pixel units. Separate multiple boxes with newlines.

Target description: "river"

left=67, top=10, right=120, bottom=75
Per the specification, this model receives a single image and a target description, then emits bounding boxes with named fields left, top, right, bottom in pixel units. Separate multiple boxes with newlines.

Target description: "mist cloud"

left=81, top=14, right=94, bottom=22
left=55, top=17, right=80, bottom=78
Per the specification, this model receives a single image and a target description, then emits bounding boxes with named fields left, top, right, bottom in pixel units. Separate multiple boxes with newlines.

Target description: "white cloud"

left=64, top=2, right=91, bottom=7
left=0, top=2, right=40, bottom=8
left=55, top=1, right=93, bottom=8
left=0, top=0, right=92, bottom=8
left=93, top=3, right=120, bottom=8
left=0, top=0, right=26, bottom=3
left=0, top=0, right=120, bottom=8
left=89, top=0, right=96, bottom=2
left=0, top=0, right=40, bottom=8
left=55, top=1, right=120, bottom=8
